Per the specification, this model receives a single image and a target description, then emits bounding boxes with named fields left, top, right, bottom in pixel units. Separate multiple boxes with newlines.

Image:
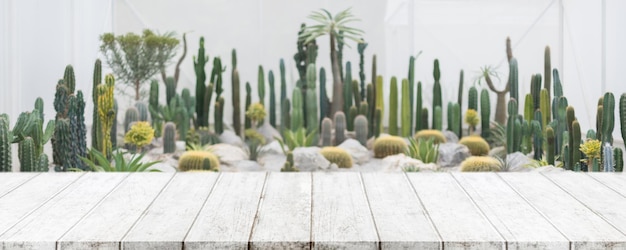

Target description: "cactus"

left=343, top=62, right=353, bottom=115
left=359, top=102, right=369, bottom=117
left=92, top=59, right=102, bottom=150
left=245, top=82, right=252, bottom=130
left=321, top=117, right=332, bottom=147
left=54, top=81, right=69, bottom=119
left=53, top=119, right=72, bottom=171
left=291, top=87, right=304, bottom=132
left=571, top=120, right=582, bottom=171
left=375, top=76, right=384, bottom=133
left=615, top=147, right=623, bottom=172
left=540, top=88, right=551, bottom=128
left=72, top=92, right=87, bottom=170
left=320, top=147, right=353, bottom=168
left=281, top=151, right=299, bottom=172
left=401, top=79, right=411, bottom=137
left=164, top=76, right=175, bottom=105
left=355, top=115, right=368, bottom=146
left=194, top=37, right=209, bottom=127
left=531, top=116, right=543, bottom=160
left=269, top=70, right=277, bottom=127
left=232, top=68, right=242, bottom=136
left=468, top=86, right=478, bottom=112
left=523, top=94, right=533, bottom=123
left=214, top=97, right=224, bottom=134
left=178, top=151, right=220, bottom=171
left=111, top=99, right=118, bottom=148
left=367, top=83, right=375, bottom=136
left=433, top=106, right=442, bottom=131
left=258, top=65, right=265, bottom=105
left=149, top=80, right=160, bottom=135
left=319, top=67, right=330, bottom=121
left=347, top=106, right=357, bottom=131
left=460, top=156, right=502, bottom=172
left=414, top=129, right=446, bottom=144
left=457, top=70, right=465, bottom=128
left=544, top=46, right=552, bottom=97
left=459, top=135, right=490, bottom=156
left=555, top=96, right=568, bottom=155
left=421, top=108, right=429, bottom=130
left=0, top=116, right=11, bottom=171
left=162, top=122, right=176, bottom=153
left=18, top=137, right=38, bottom=172
left=96, top=75, right=115, bottom=159
left=334, top=111, right=346, bottom=145
left=415, top=81, right=423, bottom=133
left=449, top=103, right=461, bottom=138
left=306, top=89, right=318, bottom=142
left=546, top=126, right=555, bottom=165
left=620, top=93, right=626, bottom=146
left=124, top=107, right=139, bottom=133
left=602, top=92, right=615, bottom=145
left=373, top=136, right=407, bottom=158
left=63, top=65, right=76, bottom=94
left=388, top=77, right=398, bottom=135
left=480, top=89, right=491, bottom=138
left=507, top=98, right=519, bottom=154
left=432, top=59, right=442, bottom=120
left=531, top=74, right=542, bottom=111
left=281, top=99, right=291, bottom=136
left=210, top=57, right=224, bottom=101
left=484, top=38, right=515, bottom=124
left=603, top=143, right=614, bottom=172
left=358, top=41, right=367, bottom=100
left=374, top=108, right=382, bottom=138
left=134, top=102, right=149, bottom=122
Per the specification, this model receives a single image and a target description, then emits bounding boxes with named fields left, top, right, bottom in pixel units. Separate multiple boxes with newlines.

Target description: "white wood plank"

left=250, top=172, right=312, bottom=249
left=500, top=172, right=626, bottom=249
left=184, top=172, right=266, bottom=250
left=0, top=173, right=128, bottom=249
left=544, top=172, right=626, bottom=235
left=58, top=173, right=175, bottom=250
left=122, top=172, right=219, bottom=250
left=311, top=172, right=379, bottom=249
left=0, top=173, right=83, bottom=235
left=361, top=173, right=440, bottom=250
left=452, top=173, right=569, bottom=249
left=0, top=173, right=39, bottom=197
left=406, top=173, right=504, bottom=250
left=587, top=173, right=626, bottom=197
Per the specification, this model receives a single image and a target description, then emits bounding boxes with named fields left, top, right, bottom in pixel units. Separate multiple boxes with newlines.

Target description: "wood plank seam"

left=0, top=173, right=41, bottom=199
left=117, top=172, right=183, bottom=248
left=541, top=172, right=626, bottom=236
left=450, top=173, right=510, bottom=247
left=180, top=172, right=223, bottom=248
left=247, top=172, right=271, bottom=249
left=585, top=173, right=626, bottom=199
left=309, top=172, right=314, bottom=249
left=402, top=173, right=444, bottom=248
left=0, top=172, right=86, bottom=237
left=358, top=173, right=383, bottom=249
left=495, top=173, right=573, bottom=249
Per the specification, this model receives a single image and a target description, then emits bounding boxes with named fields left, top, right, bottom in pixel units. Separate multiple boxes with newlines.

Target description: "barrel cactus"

left=458, top=135, right=490, bottom=156
left=178, top=151, right=220, bottom=171
left=320, top=147, right=353, bottom=168
left=460, top=156, right=502, bottom=172
left=373, top=136, right=407, bottom=158
left=414, top=129, right=446, bottom=144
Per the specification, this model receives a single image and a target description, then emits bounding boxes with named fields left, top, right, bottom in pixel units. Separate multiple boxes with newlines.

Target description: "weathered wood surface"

left=407, top=173, right=504, bottom=250
left=501, top=172, right=626, bottom=249
left=0, top=172, right=625, bottom=249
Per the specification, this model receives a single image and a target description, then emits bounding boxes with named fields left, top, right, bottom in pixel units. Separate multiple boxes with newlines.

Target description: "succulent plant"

left=124, top=121, right=155, bottom=152
left=459, top=135, right=490, bottom=156
left=414, top=129, right=446, bottom=144
left=320, top=147, right=353, bottom=168
left=373, top=136, right=407, bottom=158
left=178, top=151, right=220, bottom=171
left=406, top=137, right=439, bottom=164
left=460, top=156, right=502, bottom=172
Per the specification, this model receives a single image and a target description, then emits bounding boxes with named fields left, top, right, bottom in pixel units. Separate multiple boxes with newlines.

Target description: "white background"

left=1, top=0, right=625, bottom=142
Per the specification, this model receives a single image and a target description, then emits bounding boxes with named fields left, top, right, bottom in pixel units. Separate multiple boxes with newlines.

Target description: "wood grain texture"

left=58, top=173, right=175, bottom=250
left=406, top=173, right=504, bottom=250
left=0, top=173, right=128, bottom=249
left=452, top=173, right=569, bottom=249
left=0, top=173, right=39, bottom=198
left=311, top=172, right=379, bottom=250
left=500, top=172, right=626, bottom=249
left=184, top=172, right=267, bottom=250
left=250, top=172, right=312, bottom=249
left=0, top=173, right=83, bottom=235
left=361, top=173, right=440, bottom=249
left=587, top=173, right=626, bottom=197
left=544, top=172, right=626, bottom=235
left=122, top=172, right=219, bottom=250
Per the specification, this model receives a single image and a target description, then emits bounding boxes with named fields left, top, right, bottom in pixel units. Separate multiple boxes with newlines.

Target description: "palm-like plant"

left=78, top=148, right=162, bottom=172
left=299, top=8, right=364, bottom=116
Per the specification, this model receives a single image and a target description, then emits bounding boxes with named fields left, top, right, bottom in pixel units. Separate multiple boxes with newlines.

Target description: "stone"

left=337, top=139, right=371, bottom=165
left=218, top=130, right=245, bottom=148
left=438, top=142, right=471, bottom=168
left=256, top=121, right=282, bottom=143
left=257, top=153, right=286, bottom=172
left=207, top=143, right=249, bottom=166
left=489, top=146, right=507, bottom=159
left=262, top=140, right=286, bottom=155
left=293, top=147, right=331, bottom=171
left=506, top=152, right=534, bottom=172
left=381, top=154, right=439, bottom=172
left=443, top=130, right=459, bottom=143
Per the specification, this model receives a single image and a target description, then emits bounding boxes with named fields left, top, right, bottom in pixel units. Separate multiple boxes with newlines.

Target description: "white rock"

left=293, top=147, right=330, bottom=171
left=506, top=152, right=534, bottom=172
left=257, top=153, right=286, bottom=172
left=218, top=130, right=245, bottom=147
left=256, top=121, right=282, bottom=143
left=381, top=154, right=439, bottom=172
left=438, top=143, right=470, bottom=168
left=262, top=140, right=286, bottom=155
left=337, top=139, right=371, bottom=165
left=208, top=143, right=249, bottom=165
left=175, top=141, right=186, bottom=151
left=489, top=146, right=507, bottom=159
left=443, top=130, right=459, bottom=143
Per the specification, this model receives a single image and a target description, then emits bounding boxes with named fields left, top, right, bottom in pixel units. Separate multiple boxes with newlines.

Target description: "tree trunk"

left=330, top=32, right=343, bottom=116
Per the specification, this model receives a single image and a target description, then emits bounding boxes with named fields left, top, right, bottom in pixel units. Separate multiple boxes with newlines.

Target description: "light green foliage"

left=178, top=151, right=220, bottom=172
left=320, top=147, right=353, bottom=168
left=459, top=135, right=490, bottom=156
left=373, top=136, right=407, bottom=158
left=406, top=137, right=439, bottom=164
left=124, top=121, right=155, bottom=151
left=275, top=127, right=318, bottom=154
left=79, top=148, right=161, bottom=172
left=460, top=156, right=502, bottom=172
left=414, top=129, right=446, bottom=144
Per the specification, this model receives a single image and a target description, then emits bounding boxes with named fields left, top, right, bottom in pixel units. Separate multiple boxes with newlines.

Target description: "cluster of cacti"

left=460, top=156, right=502, bottom=172
left=373, top=136, right=407, bottom=158
left=484, top=38, right=515, bottom=124
left=178, top=151, right=220, bottom=171
left=186, top=126, right=219, bottom=148
left=459, top=136, right=490, bottom=156
left=320, top=147, right=353, bottom=168
left=414, top=129, right=446, bottom=144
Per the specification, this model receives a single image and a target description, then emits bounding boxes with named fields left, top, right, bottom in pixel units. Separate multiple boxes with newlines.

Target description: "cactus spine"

left=194, top=37, right=209, bottom=127
left=334, top=111, right=346, bottom=145
left=389, top=77, right=398, bottom=135
left=480, top=89, right=491, bottom=138
left=355, top=115, right=368, bottom=146
left=321, top=117, right=332, bottom=147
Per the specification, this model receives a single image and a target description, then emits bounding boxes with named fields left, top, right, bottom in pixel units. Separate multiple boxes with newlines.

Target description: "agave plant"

left=299, top=8, right=364, bottom=116
left=406, top=137, right=439, bottom=164
left=78, top=148, right=162, bottom=172
left=275, top=127, right=317, bottom=155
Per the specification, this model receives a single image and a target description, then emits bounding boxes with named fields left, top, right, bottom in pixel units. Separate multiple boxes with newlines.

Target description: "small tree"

left=100, top=30, right=180, bottom=100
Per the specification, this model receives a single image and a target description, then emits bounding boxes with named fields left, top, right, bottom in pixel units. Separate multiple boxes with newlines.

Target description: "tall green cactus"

left=111, top=99, right=118, bottom=148
left=165, top=77, right=176, bottom=105
left=334, top=111, right=346, bottom=145
left=401, top=79, right=411, bottom=137
left=319, top=67, right=330, bottom=120
left=352, top=80, right=361, bottom=109
left=531, top=74, right=542, bottom=111
left=92, top=59, right=102, bottom=150
left=546, top=126, right=555, bottom=165
left=232, top=68, right=242, bottom=136
left=532, top=111, right=543, bottom=160
left=421, top=108, right=429, bottom=130
left=63, top=65, right=76, bottom=94
left=149, top=80, right=160, bottom=133
left=269, top=70, right=277, bottom=128
left=507, top=98, right=519, bottom=153
left=215, top=97, right=224, bottom=134
left=457, top=70, right=464, bottom=138
left=375, top=76, right=384, bottom=134
left=163, top=122, right=176, bottom=153
left=374, top=108, right=382, bottom=138
left=555, top=96, right=568, bottom=155
left=281, top=99, right=291, bottom=136
left=245, top=82, right=252, bottom=130
left=409, top=56, right=416, bottom=130
left=53, top=119, right=72, bottom=171
left=18, top=137, right=39, bottom=172
left=321, top=117, right=332, bottom=147
left=306, top=89, right=318, bottom=142
left=210, top=57, right=224, bottom=100
left=620, top=93, right=626, bottom=147
left=432, top=59, right=442, bottom=121
left=433, top=106, right=442, bottom=131
left=389, top=77, right=398, bottom=135
left=415, top=81, right=423, bottom=133
left=468, top=86, right=478, bottom=112
left=135, top=102, right=150, bottom=122
left=124, top=107, right=139, bottom=133
left=366, top=83, right=374, bottom=137
left=602, top=92, right=615, bottom=145
left=449, top=102, right=461, bottom=138
left=509, top=59, right=519, bottom=103
left=258, top=65, right=265, bottom=105
left=348, top=106, right=357, bottom=131
left=344, top=62, right=353, bottom=115
left=571, top=120, right=581, bottom=171
left=359, top=102, right=369, bottom=117
left=358, top=41, right=367, bottom=100
left=480, top=89, right=491, bottom=138
left=194, top=37, right=208, bottom=127
left=540, top=88, right=551, bottom=128
left=355, top=115, right=368, bottom=146
left=291, top=87, right=304, bottom=131
left=615, top=147, right=623, bottom=172
left=544, top=46, right=552, bottom=97
left=0, top=116, right=11, bottom=171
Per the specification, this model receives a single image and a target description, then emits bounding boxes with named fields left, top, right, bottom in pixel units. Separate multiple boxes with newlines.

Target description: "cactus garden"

left=2, top=8, right=626, bottom=174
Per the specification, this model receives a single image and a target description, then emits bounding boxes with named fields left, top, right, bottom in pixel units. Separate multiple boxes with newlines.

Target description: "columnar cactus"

left=334, top=111, right=346, bottom=145
left=603, top=143, right=614, bottom=172
left=468, top=86, right=478, bottom=112
left=111, top=99, right=118, bottom=147
left=409, top=56, right=416, bottom=128
left=374, top=108, right=382, bottom=138
left=124, top=107, right=139, bottom=133
left=63, top=65, right=76, bottom=94
left=449, top=102, right=461, bottom=138
left=0, top=115, right=11, bottom=171
left=269, top=70, right=277, bottom=127
left=620, top=93, right=626, bottom=146
left=389, top=77, right=398, bottom=135
left=421, top=108, right=429, bottom=130
left=546, top=126, right=555, bottom=165
left=135, top=101, right=150, bottom=122
left=97, top=74, right=116, bottom=159
left=194, top=37, right=209, bottom=127
left=18, top=137, right=37, bottom=172
left=358, top=42, right=367, bottom=100
left=291, top=87, right=304, bottom=131
left=615, top=147, right=623, bottom=172
left=415, top=81, right=423, bottom=133
left=232, top=68, right=242, bottom=136
left=507, top=98, right=519, bottom=153
left=375, top=76, right=384, bottom=134
left=401, top=79, right=411, bottom=137
left=348, top=106, right=357, bottom=131
left=367, top=83, right=375, bottom=137
left=321, top=117, right=332, bottom=147
left=359, top=102, right=369, bottom=117
left=540, top=88, right=551, bottom=128
left=484, top=38, right=515, bottom=124
left=319, top=67, right=330, bottom=121
left=305, top=64, right=318, bottom=139
left=281, top=99, right=291, bottom=136
left=163, top=122, right=176, bottom=153
left=457, top=70, right=465, bottom=118
left=555, top=96, right=568, bottom=155
left=92, top=59, right=102, bottom=150
left=602, top=92, right=615, bottom=145
left=480, top=89, right=491, bottom=138
left=258, top=65, right=265, bottom=105
left=544, top=46, right=552, bottom=97
left=531, top=75, right=542, bottom=111
left=433, top=106, right=442, bottom=131
left=343, top=62, right=353, bottom=115
left=245, top=82, right=252, bottom=130
left=53, top=119, right=72, bottom=171
left=432, top=59, right=442, bottom=124
left=214, top=97, right=224, bottom=134
left=355, top=115, right=368, bottom=146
